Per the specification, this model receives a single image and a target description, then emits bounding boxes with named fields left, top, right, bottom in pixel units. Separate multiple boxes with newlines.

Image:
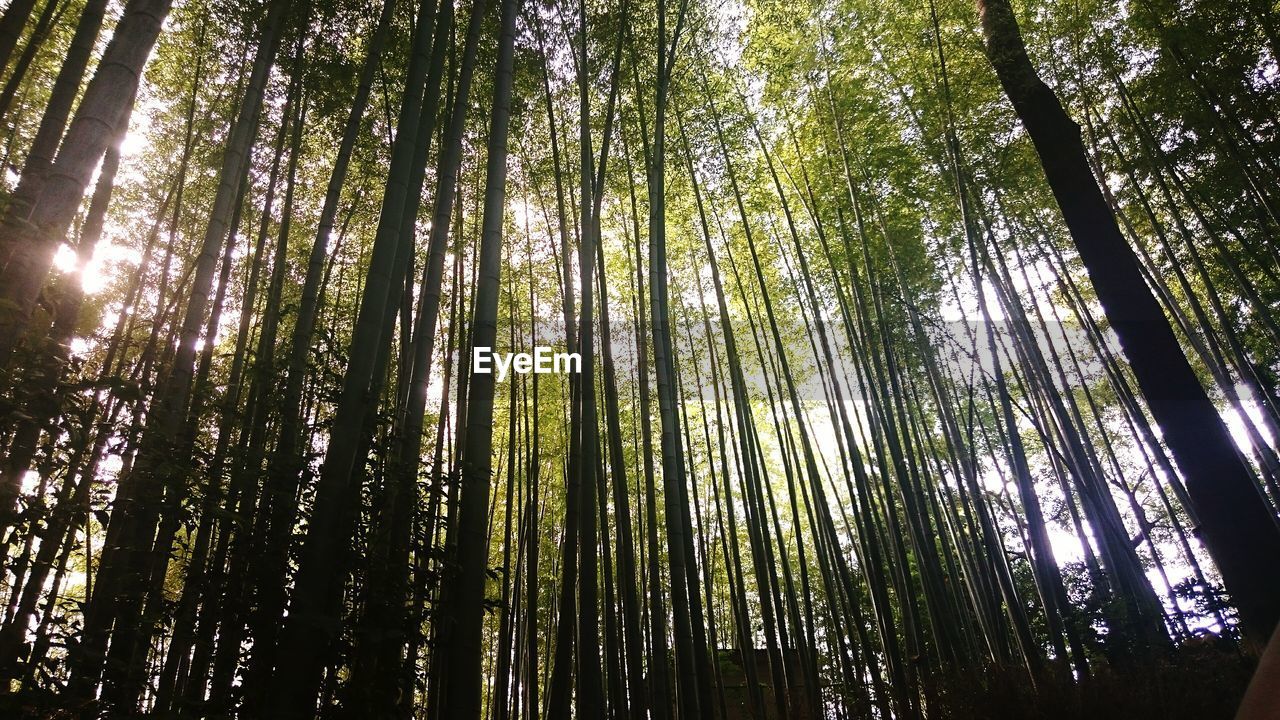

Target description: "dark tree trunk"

left=0, top=0, right=175, bottom=364
left=977, top=0, right=1280, bottom=644
left=438, top=0, right=516, bottom=711
left=0, top=0, right=38, bottom=76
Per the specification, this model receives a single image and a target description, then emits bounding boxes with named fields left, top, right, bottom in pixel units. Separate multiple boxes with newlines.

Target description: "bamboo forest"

left=4, top=0, right=1280, bottom=716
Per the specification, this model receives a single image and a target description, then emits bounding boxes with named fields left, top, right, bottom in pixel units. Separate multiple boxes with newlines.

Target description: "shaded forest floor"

left=931, top=642, right=1257, bottom=719
left=0, top=643, right=1258, bottom=719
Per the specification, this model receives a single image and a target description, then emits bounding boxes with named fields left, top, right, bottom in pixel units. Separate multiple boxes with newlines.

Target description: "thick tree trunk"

left=267, top=0, right=440, bottom=711
left=646, top=1, right=703, bottom=716
left=0, top=85, right=144, bottom=684
left=438, top=0, right=517, bottom=712
left=67, top=0, right=286, bottom=705
left=345, top=0, right=451, bottom=710
left=0, top=0, right=67, bottom=122
left=0, top=0, right=38, bottom=76
left=0, top=0, right=174, bottom=365
left=620, top=113, right=672, bottom=720
left=977, top=0, right=1280, bottom=644
left=249, top=0, right=396, bottom=699
left=15, top=0, right=109, bottom=183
